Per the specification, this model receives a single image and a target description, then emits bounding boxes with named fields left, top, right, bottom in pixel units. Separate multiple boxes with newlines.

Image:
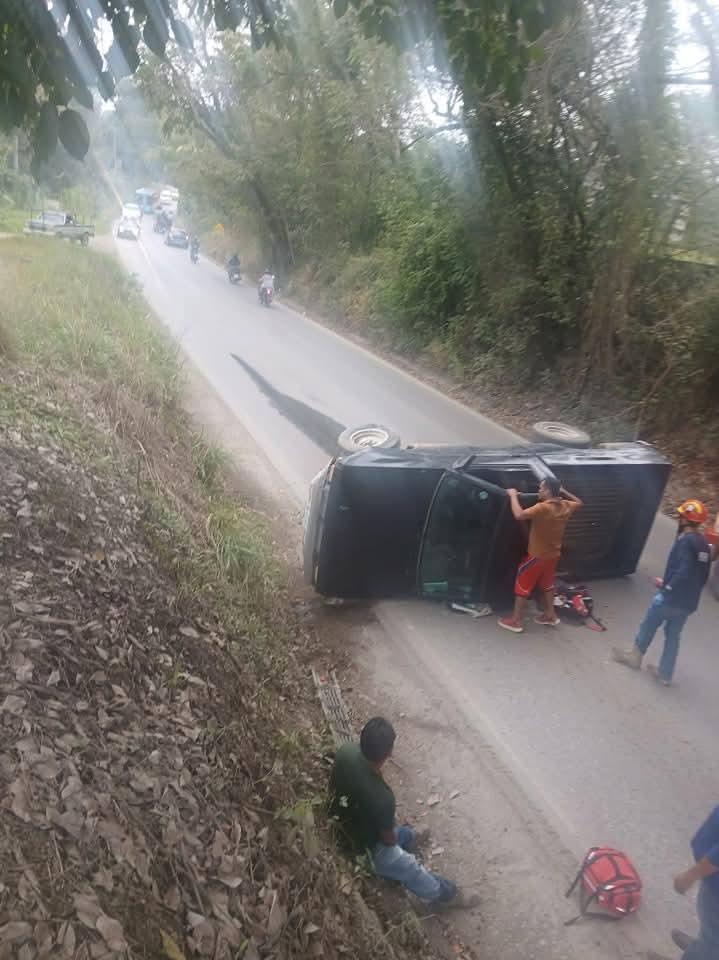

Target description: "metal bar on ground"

left=312, top=667, right=353, bottom=746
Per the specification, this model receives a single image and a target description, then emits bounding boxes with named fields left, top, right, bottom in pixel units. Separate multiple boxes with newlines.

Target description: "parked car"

left=164, top=227, right=189, bottom=249
left=24, top=210, right=95, bottom=245
left=116, top=217, right=141, bottom=241
left=303, top=423, right=671, bottom=608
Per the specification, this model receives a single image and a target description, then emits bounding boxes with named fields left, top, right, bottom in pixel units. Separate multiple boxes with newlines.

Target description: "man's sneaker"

left=498, top=617, right=523, bottom=634
left=534, top=614, right=561, bottom=627
left=612, top=646, right=642, bottom=670
left=647, top=663, right=673, bottom=687
left=671, top=929, right=695, bottom=950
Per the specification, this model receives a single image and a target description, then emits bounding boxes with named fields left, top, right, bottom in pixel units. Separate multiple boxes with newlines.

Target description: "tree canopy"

left=1, top=0, right=575, bottom=167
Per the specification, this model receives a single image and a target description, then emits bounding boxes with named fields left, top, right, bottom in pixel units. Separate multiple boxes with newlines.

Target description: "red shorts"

left=514, top=555, right=558, bottom=597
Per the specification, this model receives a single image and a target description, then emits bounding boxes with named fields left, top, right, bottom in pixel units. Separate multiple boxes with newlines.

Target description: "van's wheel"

left=338, top=424, right=400, bottom=453
left=531, top=421, right=591, bottom=448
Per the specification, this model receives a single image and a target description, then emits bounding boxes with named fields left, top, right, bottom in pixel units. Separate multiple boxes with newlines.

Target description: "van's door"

left=417, top=471, right=508, bottom=602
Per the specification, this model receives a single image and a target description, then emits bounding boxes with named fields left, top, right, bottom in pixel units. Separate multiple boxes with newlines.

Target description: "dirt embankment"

left=0, top=239, right=457, bottom=960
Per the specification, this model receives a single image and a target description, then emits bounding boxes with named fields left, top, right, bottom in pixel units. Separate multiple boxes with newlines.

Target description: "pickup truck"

left=303, top=422, right=672, bottom=607
left=24, top=211, right=95, bottom=246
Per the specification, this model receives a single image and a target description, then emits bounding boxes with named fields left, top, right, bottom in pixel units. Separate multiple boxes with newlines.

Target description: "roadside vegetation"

left=0, top=238, right=444, bottom=960
left=123, top=0, right=719, bottom=475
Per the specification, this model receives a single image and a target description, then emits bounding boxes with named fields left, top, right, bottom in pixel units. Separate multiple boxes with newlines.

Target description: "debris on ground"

left=0, top=379, right=446, bottom=960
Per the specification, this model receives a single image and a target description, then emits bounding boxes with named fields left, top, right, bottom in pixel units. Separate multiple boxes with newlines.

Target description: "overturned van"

left=303, top=427, right=671, bottom=608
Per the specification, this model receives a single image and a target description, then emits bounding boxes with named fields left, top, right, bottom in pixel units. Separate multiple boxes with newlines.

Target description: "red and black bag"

left=565, top=847, right=642, bottom=925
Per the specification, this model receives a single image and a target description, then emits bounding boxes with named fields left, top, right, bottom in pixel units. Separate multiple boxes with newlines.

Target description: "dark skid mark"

left=231, top=353, right=345, bottom=457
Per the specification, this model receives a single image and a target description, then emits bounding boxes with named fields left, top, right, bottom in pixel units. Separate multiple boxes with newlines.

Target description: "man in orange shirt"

left=498, top=477, right=583, bottom=633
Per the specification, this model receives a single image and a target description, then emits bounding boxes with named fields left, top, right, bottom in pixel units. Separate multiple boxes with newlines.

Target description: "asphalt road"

left=115, top=226, right=718, bottom=950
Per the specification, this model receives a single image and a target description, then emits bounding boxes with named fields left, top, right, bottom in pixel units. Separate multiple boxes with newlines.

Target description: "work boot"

left=442, top=890, right=479, bottom=910
left=612, top=645, right=642, bottom=670
left=647, top=664, right=673, bottom=687
left=436, top=889, right=481, bottom=911
left=671, top=930, right=696, bottom=951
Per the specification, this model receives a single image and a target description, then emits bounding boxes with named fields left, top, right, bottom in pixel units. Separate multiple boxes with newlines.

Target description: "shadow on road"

left=231, top=352, right=345, bottom=457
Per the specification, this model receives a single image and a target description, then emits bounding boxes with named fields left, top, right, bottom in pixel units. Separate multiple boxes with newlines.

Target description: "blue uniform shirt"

left=691, top=806, right=719, bottom=895
left=662, top=531, right=711, bottom=613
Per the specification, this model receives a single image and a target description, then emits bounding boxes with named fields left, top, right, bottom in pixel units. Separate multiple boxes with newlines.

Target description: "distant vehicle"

left=228, top=265, right=241, bottom=284
left=121, top=202, right=142, bottom=222
left=158, top=185, right=179, bottom=218
left=116, top=218, right=140, bottom=241
left=24, top=210, right=95, bottom=246
left=303, top=427, right=671, bottom=607
left=135, top=188, right=157, bottom=215
left=164, top=227, right=189, bottom=249
left=259, top=284, right=274, bottom=307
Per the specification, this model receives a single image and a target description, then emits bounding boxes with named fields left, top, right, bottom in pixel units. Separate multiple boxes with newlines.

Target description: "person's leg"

left=634, top=593, right=668, bottom=657
left=395, top=826, right=415, bottom=851
left=373, top=842, right=453, bottom=902
left=513, top=594, right=529, bottom=623
left=500, top=557, right=538, bottom=631
left=536, top=559, right=560, bottom=624
left=657, top=609, right=689, bottom=684
left=541, top=590, right=555, bottom=618
left=680, top=882, right=719, bottom=959
left=614, top=592, right=666, bottom=669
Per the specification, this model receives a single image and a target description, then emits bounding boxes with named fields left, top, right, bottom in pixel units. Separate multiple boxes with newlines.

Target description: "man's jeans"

left=634, top=592, right=689, bottom=682
left=683, top=881, right=719, bottom=959
left=372, top=826, right=456, bottom=902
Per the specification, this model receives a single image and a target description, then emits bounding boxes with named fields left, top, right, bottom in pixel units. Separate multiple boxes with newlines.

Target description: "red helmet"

left=677, top=499, right=708, bottom=525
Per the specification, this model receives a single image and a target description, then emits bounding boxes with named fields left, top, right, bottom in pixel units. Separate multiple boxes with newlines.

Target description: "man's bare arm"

left=506, top=488, right=532, bottom=520
left=560, top=487, right=583, bottom=507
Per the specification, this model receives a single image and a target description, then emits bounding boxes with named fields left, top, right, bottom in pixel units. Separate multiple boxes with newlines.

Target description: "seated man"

left=328, top=717, right=477, bottom=908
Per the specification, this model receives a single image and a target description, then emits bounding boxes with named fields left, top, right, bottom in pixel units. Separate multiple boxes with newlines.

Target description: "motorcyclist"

left=228, top=252, right=241, bottom=273
left=258, top=269, right=275, bottom=295
left=190, top=235, right=200, bottom=257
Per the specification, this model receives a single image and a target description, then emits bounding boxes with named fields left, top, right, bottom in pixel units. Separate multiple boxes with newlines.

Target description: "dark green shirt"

left=328, top=743, right=396, bottom=855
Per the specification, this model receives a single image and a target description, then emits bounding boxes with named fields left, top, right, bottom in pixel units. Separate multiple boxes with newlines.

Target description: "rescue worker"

left=613, top=499, right=713, bottom=686
left=648, top=804, right=719, bottom=960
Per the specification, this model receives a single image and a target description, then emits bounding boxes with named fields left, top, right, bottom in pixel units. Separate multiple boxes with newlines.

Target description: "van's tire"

left=338, top=424, right=400, bottom=453
left=531, top=421, right=592, bottom=448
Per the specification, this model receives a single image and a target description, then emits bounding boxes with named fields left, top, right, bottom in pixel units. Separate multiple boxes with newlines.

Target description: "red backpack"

left=565, top=847, right=642, bottom=925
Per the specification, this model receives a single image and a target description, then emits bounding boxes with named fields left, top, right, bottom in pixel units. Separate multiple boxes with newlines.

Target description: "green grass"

left=0, top=236, right=180, bottom=412
left=0, top=234, right=282, bottom=644
left=0, top=206, right=27, bottom=233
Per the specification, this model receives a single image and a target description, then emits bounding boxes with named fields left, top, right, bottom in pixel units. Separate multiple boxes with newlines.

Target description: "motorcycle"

left=190, top=247, right=199, bottom=264
left=258, top=285, right=273, bottom=307
left=228, top=266, right=241, bottom=284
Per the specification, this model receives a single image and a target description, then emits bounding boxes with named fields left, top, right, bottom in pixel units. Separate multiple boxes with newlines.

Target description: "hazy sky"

left=672, top=0, right=710, bottom=77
